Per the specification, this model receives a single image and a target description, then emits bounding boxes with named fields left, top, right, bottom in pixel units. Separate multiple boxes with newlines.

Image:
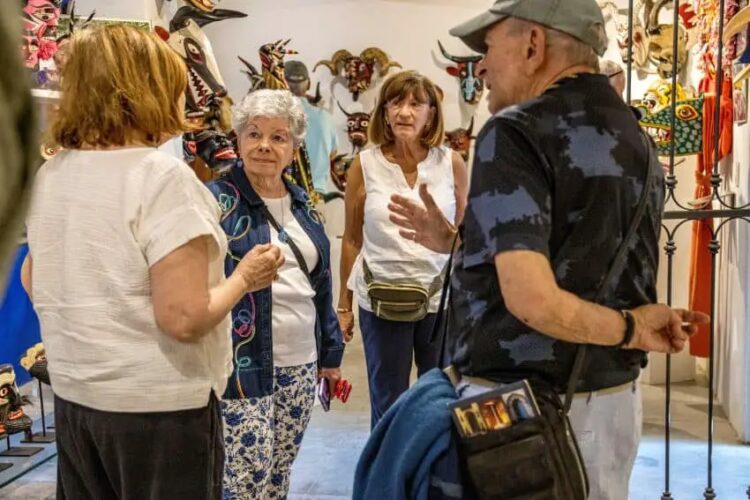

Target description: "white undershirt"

left=261, top=194, right=319, bottom=367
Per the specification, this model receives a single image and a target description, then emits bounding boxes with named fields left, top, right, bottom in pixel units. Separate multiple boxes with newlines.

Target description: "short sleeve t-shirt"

left=26, top=148, right=233, bottom=412
left=447, top=74, right=664, bottom=393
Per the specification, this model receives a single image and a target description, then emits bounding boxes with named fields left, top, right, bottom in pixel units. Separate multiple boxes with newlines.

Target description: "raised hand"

left=235, top=243, right=285, bottom=292
left=388, top=183, right=456, bottom=254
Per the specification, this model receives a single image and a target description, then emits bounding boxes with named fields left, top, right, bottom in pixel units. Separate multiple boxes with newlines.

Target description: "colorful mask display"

left=444, top=118, right=475, bottom=161
left=635, top=81, right=704, bottom=156
left=437, top=41, right=484, bottom=105
left=19, top=343, right=50, bottom=386
left=336, top=101, right=370, bottom=153
left=0, top=365, right=32, bottom=439
left=314, top=48, right=402, bottom=101
left=22, top=0, right=61, bottom=87
left=258, top=39, right=298, bottom=90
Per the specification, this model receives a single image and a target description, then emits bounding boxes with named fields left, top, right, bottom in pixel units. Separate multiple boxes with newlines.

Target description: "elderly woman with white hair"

left=206, top=89, right=345, bottom=499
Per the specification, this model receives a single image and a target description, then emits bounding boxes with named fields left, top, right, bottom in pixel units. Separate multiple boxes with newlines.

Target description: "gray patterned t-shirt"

left=446, top=74, right=664, bottom=393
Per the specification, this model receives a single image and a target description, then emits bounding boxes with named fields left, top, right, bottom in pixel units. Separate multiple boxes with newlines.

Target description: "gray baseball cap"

left=449, top=0, right=608, bottom=56
left=284, top=60, right=309, bottom=83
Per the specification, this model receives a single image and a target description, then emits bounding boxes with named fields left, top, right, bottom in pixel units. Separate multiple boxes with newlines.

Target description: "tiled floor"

left=1, top=329, right=749, bottom=499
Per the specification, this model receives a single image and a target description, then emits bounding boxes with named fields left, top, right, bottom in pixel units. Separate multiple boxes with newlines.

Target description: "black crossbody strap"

left=562, top=131, right=656, bottom=413
left=432, top=234, right=459, bottom=364
left=261, top=205, right=312, bottom=286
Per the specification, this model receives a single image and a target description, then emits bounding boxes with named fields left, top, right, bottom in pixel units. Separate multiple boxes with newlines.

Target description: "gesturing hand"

left=388, top=183, right=456, bottom=254
left=235, top=243, right=285, bottom=292
left=626, top=304, right=709, bottom=353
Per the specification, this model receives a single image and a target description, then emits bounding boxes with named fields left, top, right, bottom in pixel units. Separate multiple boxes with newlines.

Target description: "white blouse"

left=26, top=148, right=232, bottom=412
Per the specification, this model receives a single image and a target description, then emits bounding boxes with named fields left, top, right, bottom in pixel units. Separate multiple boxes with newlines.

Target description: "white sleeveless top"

left=349, top=145, right=456, bottom=314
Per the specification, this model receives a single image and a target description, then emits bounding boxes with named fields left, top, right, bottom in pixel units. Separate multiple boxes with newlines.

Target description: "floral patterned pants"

left=220, top=362, right=316, bottom=499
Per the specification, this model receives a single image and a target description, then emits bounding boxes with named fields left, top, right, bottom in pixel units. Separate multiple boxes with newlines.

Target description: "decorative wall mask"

left=336, top=101, right=370, bottom=153
left=259, top=39, right=298, bottom=90
left=157, top=5, right=245, bottom=171
left=22, top=0, right=61, bottom=87
left=159, top=6, right=246, bottom=120
left=636, top=81, right=704, bottom=156
left=314, top=48, right=401, bottom=101
left=437, top=41, right=484, bottom=105
left=0, top=364, right=32, bottom=439
left=20, top=343, right=50, bottom=385
left=444, top=118, right=475, bottom=161
left=238, top=55, right=264, bottom=93
left=599, top=0, right=698, bottom=77
left=184, top=128, right=238, bottom=172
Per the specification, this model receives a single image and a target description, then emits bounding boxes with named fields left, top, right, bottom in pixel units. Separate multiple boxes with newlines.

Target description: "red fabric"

left=688, top=75, right=733, bottom=357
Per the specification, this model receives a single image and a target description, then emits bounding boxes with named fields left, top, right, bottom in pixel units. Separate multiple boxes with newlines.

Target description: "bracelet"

left=337, top=307, right=352, bottom=313
left=617, top=310, right=635, bottom=348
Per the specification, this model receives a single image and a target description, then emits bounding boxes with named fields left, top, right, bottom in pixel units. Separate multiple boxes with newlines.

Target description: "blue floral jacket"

left=206, top=164, right=344, bottom=399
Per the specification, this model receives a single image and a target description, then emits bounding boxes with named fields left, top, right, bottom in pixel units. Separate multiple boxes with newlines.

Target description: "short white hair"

left=232, top=89, right=307, bottom=146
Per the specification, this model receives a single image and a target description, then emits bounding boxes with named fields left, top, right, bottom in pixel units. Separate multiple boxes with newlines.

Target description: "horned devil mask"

left=445, top=118, right=475, bottom=161
left=314, top=48, right=401, bottom=101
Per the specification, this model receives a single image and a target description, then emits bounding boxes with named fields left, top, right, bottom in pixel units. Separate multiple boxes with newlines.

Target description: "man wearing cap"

left=387, top=1, right=708, bottom=498
left=285, top=60, right=339, bottom=196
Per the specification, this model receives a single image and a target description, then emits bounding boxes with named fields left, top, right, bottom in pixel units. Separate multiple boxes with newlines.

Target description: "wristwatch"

left=617, top=310, right=635, bottom=348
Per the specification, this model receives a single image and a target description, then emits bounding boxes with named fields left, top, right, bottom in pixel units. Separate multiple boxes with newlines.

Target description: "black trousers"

left=55, top=393, right=224, bottom=500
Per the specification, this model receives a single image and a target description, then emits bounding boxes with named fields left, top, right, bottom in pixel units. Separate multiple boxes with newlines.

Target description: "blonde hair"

left=369, top=70, right=444, bottom=147
left=51, top=24, right=189, bottom=149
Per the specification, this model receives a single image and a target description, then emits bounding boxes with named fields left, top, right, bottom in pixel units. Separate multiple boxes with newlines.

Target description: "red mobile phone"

left=317, top=378, right=330, bottom=412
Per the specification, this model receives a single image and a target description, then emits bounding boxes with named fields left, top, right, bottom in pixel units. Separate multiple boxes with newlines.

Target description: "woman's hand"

left=337, top=310, right=355, bottom=343
left=235, top=243, right=285, bottom=292
left=319, top=367, right=342, bottom=396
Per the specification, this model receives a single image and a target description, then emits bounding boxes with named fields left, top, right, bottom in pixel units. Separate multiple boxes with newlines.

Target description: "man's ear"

left=525, top=25, right=547, bottom=74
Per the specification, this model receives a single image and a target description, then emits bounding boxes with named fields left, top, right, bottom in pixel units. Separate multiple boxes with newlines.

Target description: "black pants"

left=55, top=394, right=224, bottom=500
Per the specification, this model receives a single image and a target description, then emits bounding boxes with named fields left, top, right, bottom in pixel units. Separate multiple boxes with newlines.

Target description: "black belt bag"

left=435, top=131, right=655, bottom=499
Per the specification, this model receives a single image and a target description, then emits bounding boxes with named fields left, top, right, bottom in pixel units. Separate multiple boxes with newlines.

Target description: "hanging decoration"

left=336, top=101, right=370, bottom=154
left=633, top=80, right=704, bottom=156
left=436, top=41, right=484, bottom=105
left=314, top=48, right=402, bottom=101
left=444, top=118, right=475, bottom=161
left=599, top=0, right=698, bottom=77
left=236, top=39, right=318, bottom=202
left=330, top=154, right=354, bottom=193
left=157, top=5, right=245, bottom=173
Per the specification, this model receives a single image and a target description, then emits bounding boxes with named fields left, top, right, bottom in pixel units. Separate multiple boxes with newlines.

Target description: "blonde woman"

left=21, top=25, right=282, bottom=500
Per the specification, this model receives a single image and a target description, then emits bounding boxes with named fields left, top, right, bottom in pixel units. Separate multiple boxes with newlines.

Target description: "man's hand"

left=626, top=305, right=710, bottom=353
left=388, top=183, right=456, bottom=254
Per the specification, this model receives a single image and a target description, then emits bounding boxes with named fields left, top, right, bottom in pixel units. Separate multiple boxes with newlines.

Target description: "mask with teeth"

left=638, top=80, right=704, bottom=156
left=0, top=364, right=32, bottom=438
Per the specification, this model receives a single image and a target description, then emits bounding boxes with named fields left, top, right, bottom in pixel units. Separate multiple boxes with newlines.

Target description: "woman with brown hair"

left=21, top=25, right=282, bottom=500
left=338, top=70, right=468, bottom=428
